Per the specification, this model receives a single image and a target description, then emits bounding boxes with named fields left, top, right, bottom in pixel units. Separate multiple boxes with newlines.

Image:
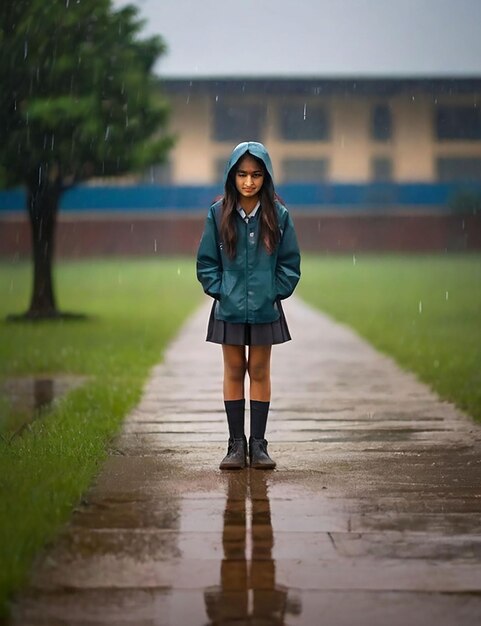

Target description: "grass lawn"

left=298, top=253, right=481, bottom=422
left=0, top=257, right=202, bottom=617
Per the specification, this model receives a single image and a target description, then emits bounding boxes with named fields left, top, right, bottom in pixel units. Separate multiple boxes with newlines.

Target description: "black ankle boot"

left=249, top=437, right=276, bottom=469
left=219, top=436, right=247, bottom=470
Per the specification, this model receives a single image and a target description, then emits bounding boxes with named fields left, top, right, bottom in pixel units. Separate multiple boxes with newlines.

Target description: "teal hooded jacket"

left=196, top=142, right=301, bottom=324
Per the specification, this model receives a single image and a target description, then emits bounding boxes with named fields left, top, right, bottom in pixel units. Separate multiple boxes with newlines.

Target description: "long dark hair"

left=220, top=152, right=280, bottom=259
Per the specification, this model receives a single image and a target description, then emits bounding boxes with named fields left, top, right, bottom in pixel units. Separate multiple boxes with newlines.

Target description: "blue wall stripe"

left=1, top=182, right=481, bottom=213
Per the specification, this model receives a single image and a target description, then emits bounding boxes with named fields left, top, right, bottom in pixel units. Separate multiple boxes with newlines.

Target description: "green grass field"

left=0, top=257, right=202, bottom=617
left=298, top=253, right=481, bottom=422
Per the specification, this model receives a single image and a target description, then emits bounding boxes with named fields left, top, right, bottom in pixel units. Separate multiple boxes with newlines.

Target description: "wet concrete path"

left=9, top=297, right=481, bottom=625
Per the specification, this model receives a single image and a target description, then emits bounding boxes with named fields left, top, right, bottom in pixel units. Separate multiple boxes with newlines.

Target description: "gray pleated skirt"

left=206, top=299, right=291, bottom=346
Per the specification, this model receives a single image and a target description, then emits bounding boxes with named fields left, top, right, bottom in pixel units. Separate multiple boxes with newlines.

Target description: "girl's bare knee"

left=247, top=362, right=269, bottom=383
left=225, top=362, right=247, bottom=383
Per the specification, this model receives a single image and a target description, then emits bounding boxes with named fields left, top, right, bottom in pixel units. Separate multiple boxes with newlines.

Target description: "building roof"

left=115, top=0, right=481, bottom=79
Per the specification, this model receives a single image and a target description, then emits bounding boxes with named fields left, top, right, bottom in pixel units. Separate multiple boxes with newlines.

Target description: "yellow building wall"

left=165, top=90, right=481, bottom=185
left=392, top=94, right=435, bottom=181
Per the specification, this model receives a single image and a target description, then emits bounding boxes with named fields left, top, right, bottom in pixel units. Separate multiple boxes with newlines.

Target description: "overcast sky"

left=112, top=0, right=481, bottom=78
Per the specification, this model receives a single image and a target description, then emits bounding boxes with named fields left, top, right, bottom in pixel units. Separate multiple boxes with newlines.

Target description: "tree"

left=0, top=0, right=172, bottom=319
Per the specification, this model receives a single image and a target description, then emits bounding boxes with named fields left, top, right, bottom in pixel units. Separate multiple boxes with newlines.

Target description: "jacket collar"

left=237, top=200, right=260, bottom=223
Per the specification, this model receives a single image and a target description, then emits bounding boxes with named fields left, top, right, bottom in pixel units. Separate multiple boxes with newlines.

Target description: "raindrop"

left=418, top=300, right=422, bottom=314
left=65, top=0, right=69, bottom=7
left=412, top=95, right=415, bottom=102
left=24, top=40, right=28, bottom=60
left=185, top=95, right=190, bottom=104
left=104, top=125, right=110, bottom=141
left=303, top=103, right=307, bottom=120
left=445, top=290, right=449, bottom=301
left=215, top=95, right=219, bottom=102
left=154, top=239, right=157, bottom=252
left=177, top=267, right=181, bottom=275
left=352, top=255, right=356, bottom=266
left=14, top=99, right=17, bottom=111
left=38, top=165, right=42, bottom=185
left=130, top=223, right=134, bottom=233
left=51, top=135, right=55, bottom=150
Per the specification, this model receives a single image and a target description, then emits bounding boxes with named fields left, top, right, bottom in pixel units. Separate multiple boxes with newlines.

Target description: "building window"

left=436, top=106, right=481, bottom=141
left=213, top=102, right=265, bottom=142
left=279, top=104, right=330, bottom=141
left=437, top=157, right=481, bottom=181
left=282, top=158, right=329, bottom=183
left=371, top=157, right=393, bottom=182
left=371, top=104, right=392, bottom=141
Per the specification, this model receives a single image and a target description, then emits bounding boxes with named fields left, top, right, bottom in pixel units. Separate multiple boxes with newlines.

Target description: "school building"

left=159, top=77, right=481, bottom=187
left=2, top=78, right=481, bottom=258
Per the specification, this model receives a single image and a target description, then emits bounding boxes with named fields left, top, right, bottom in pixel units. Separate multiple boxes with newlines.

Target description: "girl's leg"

left=247, top=345, right=276, bottom=468
left=247, top=345, right=271, bottom=402
left=219, top=345, right=247, bottom=469
left=222, top=344, right=247, bottom=400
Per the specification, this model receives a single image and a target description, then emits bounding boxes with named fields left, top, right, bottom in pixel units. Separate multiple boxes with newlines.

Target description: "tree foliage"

left=0, top=0, right=172, bottom=188
left=0, top=0, right=173, bottom=317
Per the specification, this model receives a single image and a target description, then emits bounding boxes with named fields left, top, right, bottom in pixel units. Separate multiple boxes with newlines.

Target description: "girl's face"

left=234, top=155, right=264, bottom=201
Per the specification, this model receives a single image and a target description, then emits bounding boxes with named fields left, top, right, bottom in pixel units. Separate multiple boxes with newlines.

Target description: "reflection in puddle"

left=0, top=375, right=88, bottom=438
left=204, top=471, right=302, bottom=624
left=32, top=378, right=54, bottom=410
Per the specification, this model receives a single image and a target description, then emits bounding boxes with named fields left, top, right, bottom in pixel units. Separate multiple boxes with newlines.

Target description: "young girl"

left=196, top=142, right=301, bottom=470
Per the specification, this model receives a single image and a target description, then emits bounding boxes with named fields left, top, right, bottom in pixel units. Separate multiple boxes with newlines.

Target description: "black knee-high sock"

left=250, top=400, right=270, bottom=439
left=224, top=399, right=245, bottom=439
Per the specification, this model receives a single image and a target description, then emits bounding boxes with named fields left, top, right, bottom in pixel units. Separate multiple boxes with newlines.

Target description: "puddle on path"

left=0, top=375, right=88, bottom=438
left=206, top=472, right=302, bottom=624
left=9, top=445, right=481, bottom=624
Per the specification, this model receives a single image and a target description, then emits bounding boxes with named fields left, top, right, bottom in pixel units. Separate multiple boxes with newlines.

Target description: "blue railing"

left=1, top=182, right=481, bottom=213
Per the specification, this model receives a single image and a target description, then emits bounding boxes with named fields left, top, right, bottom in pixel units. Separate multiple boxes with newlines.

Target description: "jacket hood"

left=223, top=141, right=274, bottom=185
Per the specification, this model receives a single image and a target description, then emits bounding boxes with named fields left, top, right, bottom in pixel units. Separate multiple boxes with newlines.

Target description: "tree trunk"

left=26, top=177, right=61, bottom=318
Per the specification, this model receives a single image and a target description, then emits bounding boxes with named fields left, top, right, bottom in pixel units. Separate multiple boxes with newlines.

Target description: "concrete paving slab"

left=7, top=296, right=481, bottom=625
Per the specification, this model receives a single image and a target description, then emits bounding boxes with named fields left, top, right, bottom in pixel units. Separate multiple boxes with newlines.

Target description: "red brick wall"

left=1, top=212, right=480, bottom=258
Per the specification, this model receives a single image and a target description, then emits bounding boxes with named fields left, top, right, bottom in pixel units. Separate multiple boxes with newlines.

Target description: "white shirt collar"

left=237, top=200, right=260, bottom=222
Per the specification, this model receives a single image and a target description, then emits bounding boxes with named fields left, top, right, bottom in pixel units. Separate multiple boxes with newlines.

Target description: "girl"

left=196, top=142, right=301, bottom=470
